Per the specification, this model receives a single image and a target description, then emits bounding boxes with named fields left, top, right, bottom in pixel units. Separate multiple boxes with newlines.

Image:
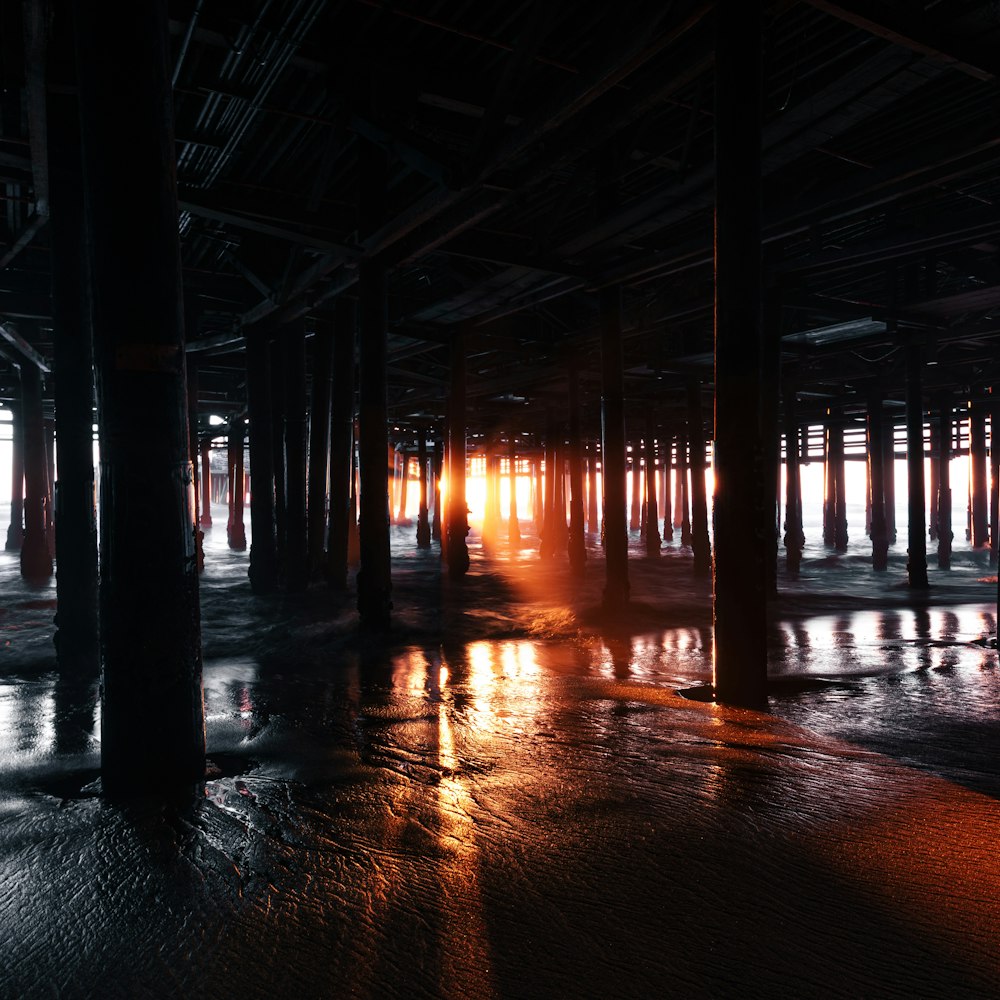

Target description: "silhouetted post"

left=629, top=451, right=641, bottom=531
left=883, top=413, right=897, bottom=544
left=193, top=439, right=209, bottom=537
left=712, top=0, right=766, bottom=707
left=687, top=380, right=711, bottom=575
left=19, top=363, right=53, bottom=584
left=44, top=419, right=55, bottom=557
left=399, top=452, right=413, bottom=525
left=227, top=416, right=247, bottom=550
left=347, top=432, right=361, bottom=566
left=599, top=286, right=630, bottom=606
left=432, top=438, right=443, bottom=543
left=677, top=429, right=691, bottom=543
left=446, top=330, right=470, bottom=578
left=970, top=401, right=989, bottom=548
left=661, top=433, right=673, bottom=543
left=75, top=0, right=203, bottom=790
left=822, top=417, right=835, bottom=546
left=6, top=400, right=24, bottom=552
left=357, top=259, right=392, bottom=621
left=553, top=444, right=569, bottom=551
left=186, top=361, right=205, bottom=571
left=783, top=388, right=804, bottom=572
left=270, top=337, right=287, bottom=569
left=936, top=393, right=953, bottom=569
left=482, top=442, right=499, bottom=554
left=867, top=393, right=889, bottom=571
left=991, top=400, right=1000, bottom=567
left=417, top=430, right=431, bottom=548
left=832, top=421, right=848, bottom=551
left=906, top=341, right=929, bottom=587
left=568, top=368, right=586, bottom=574
left=308, top=323, right=333, bottom=574
left=246, top=327, right=278, bottom=593
left=586, top=441, right=599, bottom=534
left=327, top=300, right=355, bottom=588
left=48, top=79, right=98, bottom=672
left=644, top=419, right=660, bottom=557
left=508, top=432, right=521, bottom=547
left=928, top=417, right=940, bottom=542
left=540, top=414, right=557, bottom=559
left=283, top=319, right=309, bottom=591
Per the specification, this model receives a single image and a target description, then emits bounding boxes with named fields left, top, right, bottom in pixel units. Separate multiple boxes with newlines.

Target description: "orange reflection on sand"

left=434, top=656, right=498, bottom=998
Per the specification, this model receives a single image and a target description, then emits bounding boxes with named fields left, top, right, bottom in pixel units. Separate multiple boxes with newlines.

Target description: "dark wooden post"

left=432, top=437, right=443, bottom=543
left=227, top=415, right=247, bottom=550
left=195, top=439, right=210, bottom=535
left=928, top=416, right=940, bottom=542
left=587, top=440, right=599, bottom=535
left=327, top=299, right=355, bottom=588
left=269, top=337, right=287, bottom=569
left=661, top=433, right=673, bottom=543
left=246, top=327, right=278, bottom=593
left=713, top=0, right=765, bottom=707
left=629, top=450, right=642, bottom=531
left=417, top=430, right=431, bottom=548
left=48, top=79, right=98, bottom=671
left=357, top=260, right=393, bottom=621
left=44, top=418, right=55, bottom=557
left=991, top=399, right=999, bottom=567
left=883, top=412, right=897, bottom=544
left=6, top=400, right=24, bottom=552
left=687, top=380, right=711, bottom=575
left=568, top=367, right=586, bottom=574
left=832, top=421, right=848, bottom=552
left=868, top=393, right=889, bottom=571
left=283, top=319, right=309, bottom=591
left=906, top=341, right=929, bottom=587
left=308, top=323, right=333, bottom=575
left=936, top=393, right=953, bottom=569
left=508, top=431, right=521, bottom=548
left=644, top=418, right=661, bottom=557
left=822, top=417, right=835, bottom=546
left=20, top=361, right=53, bottom=583
left=482, top=442, right=499, bottom=554
left=782, top=389, right=803, bottom=573
left=677, top=429, right=691, bottom=544
left=446, top=331, right=470, bottom=578
left=599, top=286, right=630, bottom=606
left=970, top=400, right=989, bottom=548
left=75, top=0, right=203, bottom=790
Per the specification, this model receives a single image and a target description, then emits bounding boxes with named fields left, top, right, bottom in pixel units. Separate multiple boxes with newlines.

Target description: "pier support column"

left=246, top=327, right=277, bottom=593
left=48, top=80, right=98, bottom=672
left=76, top=0, right=203, bottom=790
left=970, top=401, right=989, bottom=548
left=283, top=320, right=308, bottom=592
left=928, top=417, right=940, bottom=543
left=629, top=450, right=641, bottom=531
left=936, top=394, right=953, bottom=569
left=832, top=422, right=848, bottom=552
left=991, top=400, right=999, bottom=567
left=687, top=381, right=711, bottom=575
left=677, top=429, right=691, bottom=544
left=906, top=342, right=929, bottom=588
left=482, top=442, right=499, bottom=554
left=270, top=338, right=287, bottom=570
left=227, top=416, right=247, bottom=550
left=587, top=441, right=599, bottom=534
left=661, top=434, right=673, bottom=543
left=6, top=400, right=24, bottom=552
left=884, top=413, right=897, bottom=544
left=599, top=285, right=630, bottom=607
left=508, top=432, right=521, bottom=548
left=568, top=368, right=586, bottom=574
left=308, top=323, right=333, bottom=575
left=357, top=261, right=392, bottom=621
left=417, top=430, right=431, bottom=548
left=199, top=438, right=212, bottom=529
left=868, top=393, right=889, bottom=571
left=19, top=363, right=53, bottom=584
left=445, top=330, right=470, bottom=579
left=327, top=299, right=355, bottom=588
left=712, top=0, right=765, bottom=707
left=644, top=419, right=660, bottom=557
left=783, top=388, right=804, bottom=573
left=432, top=438, right=443, bottom=543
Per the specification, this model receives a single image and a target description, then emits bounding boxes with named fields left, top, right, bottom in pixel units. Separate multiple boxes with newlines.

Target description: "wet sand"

left=2, top=508, right=1000, bottom=998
